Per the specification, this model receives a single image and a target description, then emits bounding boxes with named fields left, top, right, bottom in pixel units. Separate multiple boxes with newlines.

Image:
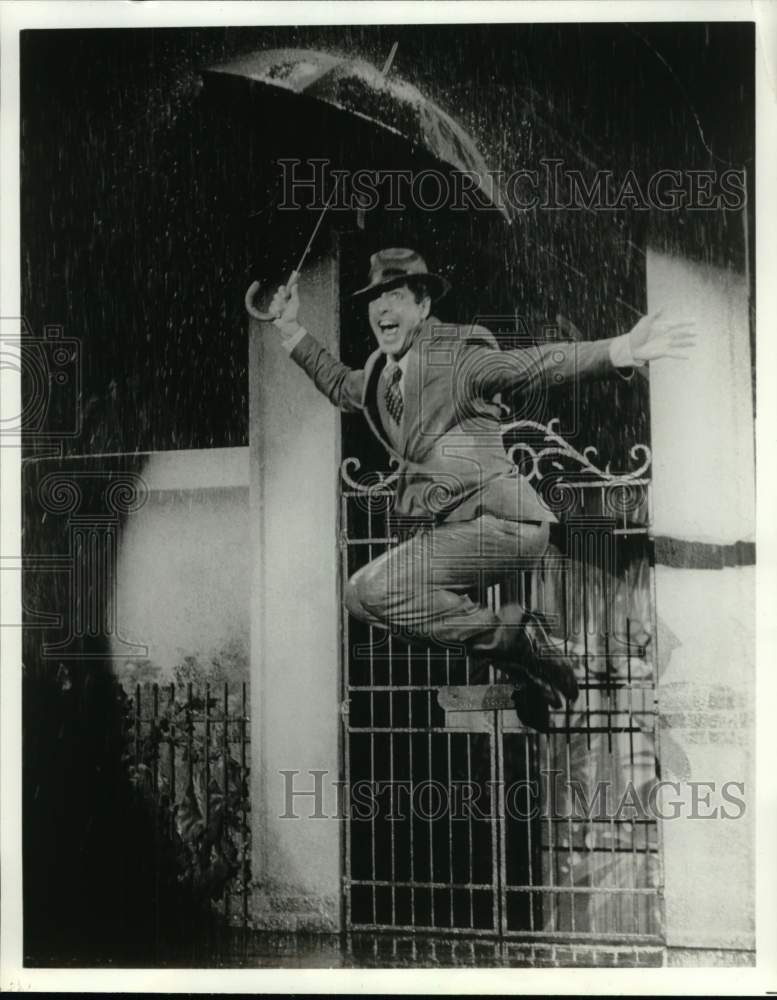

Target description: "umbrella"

left=202, top=47, right=509, bottom=319
left=203, top=47, right=507, bottom=218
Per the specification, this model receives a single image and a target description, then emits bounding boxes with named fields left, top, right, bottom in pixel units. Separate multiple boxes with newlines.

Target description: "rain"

left=18, top=20, right=754, bottom=970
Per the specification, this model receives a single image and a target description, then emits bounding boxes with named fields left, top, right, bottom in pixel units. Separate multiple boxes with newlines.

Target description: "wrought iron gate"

left=339, top=420, right=662, bottom=945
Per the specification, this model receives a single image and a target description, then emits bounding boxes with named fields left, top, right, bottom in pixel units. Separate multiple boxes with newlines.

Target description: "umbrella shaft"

left=292, top=174, right=342, bottom=277
left=381, top=41, right=399, bottom=76
left=292, top=41, right=399, bottom=280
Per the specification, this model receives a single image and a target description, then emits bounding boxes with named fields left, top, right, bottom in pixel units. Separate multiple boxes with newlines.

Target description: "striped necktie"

left=383, top=364, right=404, bottom=425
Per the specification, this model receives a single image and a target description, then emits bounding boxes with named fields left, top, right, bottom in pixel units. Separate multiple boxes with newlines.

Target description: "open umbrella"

left=204, top=47, right=507, bottom=214
left=202, top=47, right=509, bottom=319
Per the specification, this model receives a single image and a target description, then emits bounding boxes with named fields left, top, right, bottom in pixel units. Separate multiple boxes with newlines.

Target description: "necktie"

left=384, top=365, right=404, bottom=425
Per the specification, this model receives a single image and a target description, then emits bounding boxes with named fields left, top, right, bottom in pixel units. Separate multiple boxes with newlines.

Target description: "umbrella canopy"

left=202, top=47, right=509, bottom=221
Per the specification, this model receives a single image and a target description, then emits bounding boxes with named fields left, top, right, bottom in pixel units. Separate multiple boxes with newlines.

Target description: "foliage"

left=122, top=650, right=250, bottom=909
left=173, top=635, right=248, bottom=688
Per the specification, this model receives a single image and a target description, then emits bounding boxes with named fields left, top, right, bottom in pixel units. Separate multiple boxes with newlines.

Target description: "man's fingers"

left=272, top=283, right=296, bottom=306
left=654, top=339, right=695, bottom=355
left=652, top=320, right=695, bottom=332
left=640, top=312, right=697, bottom=330
left=662, top=323, right=697, bottom=334
left=632, top=312, right=697, bottom=363
left=267, top=276, right=300, bottom=329
left=648, top=316, right=695, bottom=328
left=656, top=331, right=696, bottom=344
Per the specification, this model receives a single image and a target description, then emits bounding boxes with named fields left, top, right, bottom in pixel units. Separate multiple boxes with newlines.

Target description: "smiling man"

left=268, top=247, right=695, bottom=730
left=371, top=283, right=430, bottom=354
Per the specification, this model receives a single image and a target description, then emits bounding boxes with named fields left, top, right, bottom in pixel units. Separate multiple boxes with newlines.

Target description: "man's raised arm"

left=458, top=312, right=697, bottom=400
left=265, top=280, right=365, bottom=413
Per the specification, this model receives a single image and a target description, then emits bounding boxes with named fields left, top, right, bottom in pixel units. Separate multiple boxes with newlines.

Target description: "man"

left=268, top=248, right=694, bottom=729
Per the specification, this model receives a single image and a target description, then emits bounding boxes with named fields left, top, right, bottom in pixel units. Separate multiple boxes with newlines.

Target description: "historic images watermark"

left=278, top=769, right=747, bottom=822
left=278, top=158, right=747, bottom=215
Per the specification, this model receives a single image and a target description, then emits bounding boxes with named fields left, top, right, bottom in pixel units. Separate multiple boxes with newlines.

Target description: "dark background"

left=20, top=22, right=754, bottom=965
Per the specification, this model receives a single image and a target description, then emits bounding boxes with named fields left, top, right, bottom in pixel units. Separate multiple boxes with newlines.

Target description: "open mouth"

left=379, top=321, right=399, bottom=336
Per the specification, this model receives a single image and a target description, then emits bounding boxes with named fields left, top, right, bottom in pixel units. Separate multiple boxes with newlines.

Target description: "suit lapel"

left=398, top=316, right=446, bottom=458
left=397, top=333, right=421, bottom=457
left=362, top=349, right=402, bottom=460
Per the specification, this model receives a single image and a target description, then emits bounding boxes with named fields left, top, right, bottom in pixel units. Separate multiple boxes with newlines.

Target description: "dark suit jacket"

left=288, top=315, right=619, bottom=524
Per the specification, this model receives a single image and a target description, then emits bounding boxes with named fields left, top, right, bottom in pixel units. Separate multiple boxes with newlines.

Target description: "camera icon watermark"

left=0, top=317, right=81, bottom=441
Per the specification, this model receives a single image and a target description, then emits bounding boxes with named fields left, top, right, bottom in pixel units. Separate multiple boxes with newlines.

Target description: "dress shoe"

left=511, top=675, right=557, bottom=733
left=514, top=610, right=579, bottom=703
left=499, top=661, right=562, bottom=708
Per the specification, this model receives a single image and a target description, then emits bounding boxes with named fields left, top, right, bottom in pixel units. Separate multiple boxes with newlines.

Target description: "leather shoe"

left=514, top=610, right=579, bottom=703
left=511, top=675, right=557, bottom=733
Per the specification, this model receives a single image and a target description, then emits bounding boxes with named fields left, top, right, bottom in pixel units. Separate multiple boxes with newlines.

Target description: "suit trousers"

left=344, top=513, right=550, bottom=662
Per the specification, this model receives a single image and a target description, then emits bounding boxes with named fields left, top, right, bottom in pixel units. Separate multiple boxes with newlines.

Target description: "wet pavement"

left=156, top=929, right=667, bottom=968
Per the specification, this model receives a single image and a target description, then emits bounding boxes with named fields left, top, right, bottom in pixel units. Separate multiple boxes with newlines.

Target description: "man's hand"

left=627, top=310, right=697, bottom=363
left=268, top=278, right=301, bottom=338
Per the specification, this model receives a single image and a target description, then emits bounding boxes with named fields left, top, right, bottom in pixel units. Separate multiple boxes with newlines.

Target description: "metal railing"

left=125, top=681, right=251, bottom=927
left=339, top=422, right=661, bottom=944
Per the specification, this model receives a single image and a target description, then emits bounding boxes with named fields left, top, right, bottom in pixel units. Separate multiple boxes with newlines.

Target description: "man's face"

left=368, top=284, right=431, bottom=358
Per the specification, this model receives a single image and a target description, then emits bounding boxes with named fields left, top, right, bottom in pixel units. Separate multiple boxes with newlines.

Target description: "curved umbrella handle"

left=244, top=270, right=300, bottom=323
left=244, top=280, right=275, bottom=323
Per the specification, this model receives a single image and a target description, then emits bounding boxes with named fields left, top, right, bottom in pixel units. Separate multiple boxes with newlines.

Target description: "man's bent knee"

left=343, top=573, right=367, bottom=620
left=344, top=563, right=391, bottom=622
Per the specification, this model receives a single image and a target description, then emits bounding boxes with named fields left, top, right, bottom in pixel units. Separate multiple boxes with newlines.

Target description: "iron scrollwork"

left=502, top=417, right=651, bottom=483
left=341, top=419, right=652, bottom=497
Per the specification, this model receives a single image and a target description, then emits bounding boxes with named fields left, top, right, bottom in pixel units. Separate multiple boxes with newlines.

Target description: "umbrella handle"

left=244, top=271, right=300, bottom=323
left=244, top=281, right=274, bottom=322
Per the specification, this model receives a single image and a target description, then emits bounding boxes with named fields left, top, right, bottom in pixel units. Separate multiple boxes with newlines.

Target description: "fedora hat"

left=351, top=248, right=450, bottom=301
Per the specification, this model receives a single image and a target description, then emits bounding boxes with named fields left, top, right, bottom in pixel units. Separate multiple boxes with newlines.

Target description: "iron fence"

left=124, top=681, right=251, bottom=928
left=339, top=422, right=662, bottom=945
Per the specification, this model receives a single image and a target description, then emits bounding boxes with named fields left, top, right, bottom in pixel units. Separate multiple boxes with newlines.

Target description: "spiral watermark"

left=0, top=317, right=82, bottom=441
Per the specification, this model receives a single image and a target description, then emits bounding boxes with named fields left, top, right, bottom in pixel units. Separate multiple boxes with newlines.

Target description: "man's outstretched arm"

left=266, top=280, right=365, bottom=413
left=461, top=312, right=697, bottom=399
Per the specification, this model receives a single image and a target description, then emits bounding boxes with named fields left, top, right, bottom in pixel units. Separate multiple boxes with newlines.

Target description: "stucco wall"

left=112, top=447, right=250, bottom=685
left=647, top=252, right=754, bottom=546
left=647, top=249, right=754, bottom=956
left=248, top=247, right=343, bottom=931
left=655, top=563, right=755, bottom=950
